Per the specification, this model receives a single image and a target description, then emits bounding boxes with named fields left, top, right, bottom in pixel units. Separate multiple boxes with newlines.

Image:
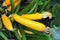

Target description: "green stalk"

left=14, top=0, right=21, bottom=14
left=18, top=24, right=26, bottom=40
left=34, top=4, right=38, bottom=13
left=13, top=23, right=21, bottom=40
left=14, top=5, right=20, bottom=13
left=13, top=29, right=21, bottom=40
left=27, top=3, right=37, bottom=14
left=18, top=0, right=36, bottom=15
left=0, top=31, right=8, bottom=40
left=27, top=0, right=39, bottom=13
left=39, top=0, right=51, bottom=12
left=10, top=0, right=15, bottom=13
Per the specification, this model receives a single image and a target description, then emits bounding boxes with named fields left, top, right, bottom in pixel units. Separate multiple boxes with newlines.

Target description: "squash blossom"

left=2, top=0, right=21, bottom=11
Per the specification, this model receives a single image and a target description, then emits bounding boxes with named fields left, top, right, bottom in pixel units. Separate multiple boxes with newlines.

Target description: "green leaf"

left=13, top=23, right=21, bottom=40
left=49, top=35, right=54, bottom=40
left=18, top=24, right=26, bottom=40
left=50, top=26, right=60, bottom=40
left=26, top=33, right=49, bottom=40
left=51, top=4, right=60, bottom=26
left=13, top=29, right=21, bottom=40
left=56, top=27, right=60, bottom=34
left=39, top=0, right=51, bottom=12
left=0, top=28, right=13, bottom=38
left=27, top=0, right=39, bottom=14
left=0, top=36, right=3, bottom=40
left=14, top=5, right=20, bottom=13
left=38, top=0, right=43, bottom=5
left=18, top=0, right=36, bottom=15
left=0, top=31, right=8, bottom=40
left=27, top=3, right=37, bottom=14
left=53, top=26, right=60, bottom=34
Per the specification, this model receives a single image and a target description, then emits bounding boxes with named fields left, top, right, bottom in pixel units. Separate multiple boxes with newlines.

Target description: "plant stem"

left=15, top=5, right=20, bottom=13
left=39, top=0, right=51, bottom=12
left=18, top=24, right=26, bottom=40
left=10, top=0, right=15, bottom=13
left=0, top=31, right=8, bottom=40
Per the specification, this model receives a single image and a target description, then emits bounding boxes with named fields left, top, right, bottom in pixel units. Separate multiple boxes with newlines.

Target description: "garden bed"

left=0, top=0, right=60, bottom=40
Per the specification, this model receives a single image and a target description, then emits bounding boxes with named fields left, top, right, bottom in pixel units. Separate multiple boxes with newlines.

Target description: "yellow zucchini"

left=24, top=30, right=33, bottom=34
left=18, top=29, right=33, bottom=38
left=18, top=29, right=33, bottom=37
left=13, top=14, right=46, bottom=32
left=20, top=12, right=52, bottom=20
left=20, top=13, right=43, bottom=20
left=2, top=14, right=13, bottom=31
left=18, top=29, right=22, bottom=38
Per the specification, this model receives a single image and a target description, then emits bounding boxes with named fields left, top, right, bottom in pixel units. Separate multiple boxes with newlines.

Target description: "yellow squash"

left=20, top=13, right=43, bottom=20
left=2, top=14, right=13, bottom=31
left=18, top=29, right=22, bottom=38
left=18, top=29, right=33, bottom=35
left=13, top=14, right=46, bottom=32
left=20, top=12, right=52, bottom=20
left=8, top=12, right=52, bottom=20
left=24, top=30, right=33, bottom=34
left=18, top=30, right=33, bottom=38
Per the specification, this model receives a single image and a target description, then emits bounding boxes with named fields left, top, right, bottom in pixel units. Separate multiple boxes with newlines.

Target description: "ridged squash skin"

left=13, top=14, right=46, bottom=32
left=20, top=13, right=43, bottom=20
left=2, top=14, right=13, bottom=31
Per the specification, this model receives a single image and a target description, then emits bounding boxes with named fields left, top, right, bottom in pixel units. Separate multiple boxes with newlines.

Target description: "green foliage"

left=51, top=4, right=60, bottom=26
left=18, top=24, right=26, bottom=40
left=40, top=0, right=51, bottom=12
left=14, top=5, right=20, bottom=13
left=26, top=33, right=49, bottom=40
left=0, top=18, right=2, bottom=29
left=0, top=31, right=8, bottom=40
left=50, top=26, right=60, bottom=40
left=18, top=0, right=37, bottom=15
left=0, top=0, right=60, bottom=40
left=10, top=0, right=15, bottom=13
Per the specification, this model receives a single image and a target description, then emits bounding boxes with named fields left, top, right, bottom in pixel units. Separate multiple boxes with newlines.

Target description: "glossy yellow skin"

left=2, top=0, right=21, bottom=11
left=18, top=29, right=22, bottom=38
left=13, top=14, right=46, bottom=32
left=2, top=14, right=13, bottom=31
left=24, top=30, right=33, bottom=34
left=20, top=12, right=52, bottom=20
left=18, top=29, right=33, bottom=38
left=20, top=13, right=43, bottom=20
